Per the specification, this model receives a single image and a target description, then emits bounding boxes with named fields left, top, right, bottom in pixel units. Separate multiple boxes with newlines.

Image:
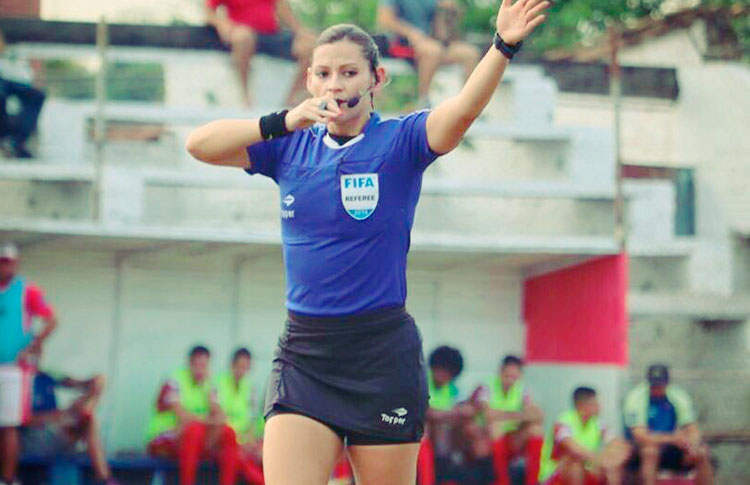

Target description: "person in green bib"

left=475, top=355, right=544, bottom=485
left=215, top=348, right=265, bottom=485
left=622, top=364, right=713, bottom=485
left=146, top=345, right=239, bottom=485
left=418, top=345, right=487, bottom=485
left=539, top=387, right=628, bottom=485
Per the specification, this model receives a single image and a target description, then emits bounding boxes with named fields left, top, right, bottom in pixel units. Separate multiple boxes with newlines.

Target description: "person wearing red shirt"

left=0, top=242, right=57, bottom=485
left=206, top=0, right=315, bottom=107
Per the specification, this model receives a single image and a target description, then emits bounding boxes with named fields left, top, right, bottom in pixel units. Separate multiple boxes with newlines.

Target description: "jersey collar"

left=321, top=113, right=380, bottom=150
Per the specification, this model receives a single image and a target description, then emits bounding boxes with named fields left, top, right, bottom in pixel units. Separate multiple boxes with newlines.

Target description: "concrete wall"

left=553, top=27, right=750, bottom=482
left=556, top=29, right=750, bottom=237
left=627, top=316, right=750, bottom=482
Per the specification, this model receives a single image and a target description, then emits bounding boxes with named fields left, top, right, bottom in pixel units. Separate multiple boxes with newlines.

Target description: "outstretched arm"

left=426, top=0, right=549, bottom=154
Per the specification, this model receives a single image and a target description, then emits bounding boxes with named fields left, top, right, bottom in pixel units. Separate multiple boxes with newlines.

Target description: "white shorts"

left=0, top=364, right=32, bottom=427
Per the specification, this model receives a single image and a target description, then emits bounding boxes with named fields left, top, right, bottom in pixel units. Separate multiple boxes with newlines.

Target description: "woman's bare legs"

left=263, top=413, right=344, bottom=485
left=349, top=442, right=421, bottom=485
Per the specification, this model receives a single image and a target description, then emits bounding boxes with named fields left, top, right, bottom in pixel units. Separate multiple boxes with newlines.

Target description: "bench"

left=20, top=453, right=218, bottom=485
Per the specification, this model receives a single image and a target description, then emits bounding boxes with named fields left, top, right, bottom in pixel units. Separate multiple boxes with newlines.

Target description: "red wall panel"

left=0, top=0, right=40, bottom=18
left=523, top=254, right=628, bottom=365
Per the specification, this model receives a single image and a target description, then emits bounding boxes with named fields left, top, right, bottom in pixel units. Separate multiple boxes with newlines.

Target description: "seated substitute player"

left=215, top=347, right=265, bottom=485
left=146, top=345, right=239, bottom=485
left=622, top=364, right=713, bottom=485
left=20, top=371, right=119, bottom=485
left=419, top=345, right=490, bottom=485
left=539, top=387, right=629, bottom=485
left=474, top=355, right=544, bottom=485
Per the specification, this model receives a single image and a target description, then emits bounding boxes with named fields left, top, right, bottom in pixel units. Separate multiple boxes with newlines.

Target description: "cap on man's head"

left=0, top=242, right=19, bottom=260
left=647, top=364, right=670, bottom=386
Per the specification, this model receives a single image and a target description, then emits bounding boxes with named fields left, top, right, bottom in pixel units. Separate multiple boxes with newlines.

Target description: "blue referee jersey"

left=246, top=111, right=439, bottom=316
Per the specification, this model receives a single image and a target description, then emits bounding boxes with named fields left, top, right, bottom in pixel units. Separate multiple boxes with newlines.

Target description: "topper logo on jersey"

left=281, top=193, right=295, bottom=219
left=340, top=173, right=379, bottom=220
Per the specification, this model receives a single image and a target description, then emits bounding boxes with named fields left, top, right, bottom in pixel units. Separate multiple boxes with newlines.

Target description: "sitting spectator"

left=539, top=387, right=629, bottom=485
left=215, top=347, right=264, bottom=484
left=20, top=371, right=119, bottom=485
left=205, top=0, right=315, bottom=107
left=419, top=345, right=491, bottom=485
left=146, top=345, right=239, bottom=485
left=0, top=30, right=45, bottom=159
left=377, top=0, right=480, bottom=108
left=475, top=355, right=544, bottom=485
left=623, top=364, right=714, bottom=485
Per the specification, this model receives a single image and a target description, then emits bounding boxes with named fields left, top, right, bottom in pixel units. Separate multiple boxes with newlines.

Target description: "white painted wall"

left=555, top=28, right=750, bottom=240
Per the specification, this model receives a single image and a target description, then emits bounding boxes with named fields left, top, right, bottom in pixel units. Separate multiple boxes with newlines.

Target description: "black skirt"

left=264, top=305, right=428, bottom=442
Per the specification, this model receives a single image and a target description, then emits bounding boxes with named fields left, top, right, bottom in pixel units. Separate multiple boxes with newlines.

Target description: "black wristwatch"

left=493, top=32, right=522, bottom=60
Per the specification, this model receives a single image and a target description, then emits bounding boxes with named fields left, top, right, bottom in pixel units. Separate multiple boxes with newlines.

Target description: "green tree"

left=289, top=0, right=747, bottom=59
left=460, top=0, right=748, bottom=57
left=42, top=61, right=164, bottom=102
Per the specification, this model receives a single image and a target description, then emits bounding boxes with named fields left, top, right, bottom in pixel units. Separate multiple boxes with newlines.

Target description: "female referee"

left=186, top=1, right=548, bottom=483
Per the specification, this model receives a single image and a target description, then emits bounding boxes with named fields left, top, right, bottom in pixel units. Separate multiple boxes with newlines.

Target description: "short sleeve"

left=206, top=0, right=223, bottom=10
left=623, top=385, right=648, bottom=429
left=245, top=133, right=300, bottom=181
left=157, top=379, right=180, bottom=411
left=25, top=284, right=54, bottom=319
left=554, top=422, right=573, bottom=444
left=673, top=388, right=697, bottom=427
left=395, top=110, right=440, bottom=172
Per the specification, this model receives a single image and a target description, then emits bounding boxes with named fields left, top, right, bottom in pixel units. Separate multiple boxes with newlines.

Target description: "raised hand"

left=285, top=94, right=343, bottom=131
left=496, top=0, right=550, bottom=45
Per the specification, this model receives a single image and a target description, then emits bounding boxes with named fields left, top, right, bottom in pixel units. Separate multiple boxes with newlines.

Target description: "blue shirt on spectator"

left=648, top=395, right=677, bottom=433
left=32, top=371, right=60, bottom=413
left=379, top=0, right=438, bottom=35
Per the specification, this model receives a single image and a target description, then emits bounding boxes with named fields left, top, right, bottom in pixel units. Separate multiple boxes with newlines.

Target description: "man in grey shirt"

left=378, top=0, right=480, bottom=108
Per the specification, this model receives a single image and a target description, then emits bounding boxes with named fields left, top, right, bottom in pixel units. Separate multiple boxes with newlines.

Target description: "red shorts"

left=498, top=430, right=525, bottom=458
left=545, top=469, right=602, bottom=485
left=147, top=430, right=180, bottom=457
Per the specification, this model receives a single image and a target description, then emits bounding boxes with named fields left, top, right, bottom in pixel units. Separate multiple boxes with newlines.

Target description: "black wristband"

left=493, top=32, right=522, bottom=60
left=259, top=109, right=291, bottom=140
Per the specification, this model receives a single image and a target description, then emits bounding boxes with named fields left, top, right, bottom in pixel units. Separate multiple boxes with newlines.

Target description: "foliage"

left=289, top=0, right=747, bottom=58
left=42, top=61, right=164, bottom=102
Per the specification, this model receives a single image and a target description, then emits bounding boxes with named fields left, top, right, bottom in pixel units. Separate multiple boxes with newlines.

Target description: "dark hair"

left=189, top=345, right=210, bottom=359
left=232, top=347, right=252, bottom=362
left=573, top=386, right=597, bottom=404
left=429, top=345, right=464, bottom=378
left=501, top=355, right=523, bottom=369
left=315, top=24, right=381, bottom=76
